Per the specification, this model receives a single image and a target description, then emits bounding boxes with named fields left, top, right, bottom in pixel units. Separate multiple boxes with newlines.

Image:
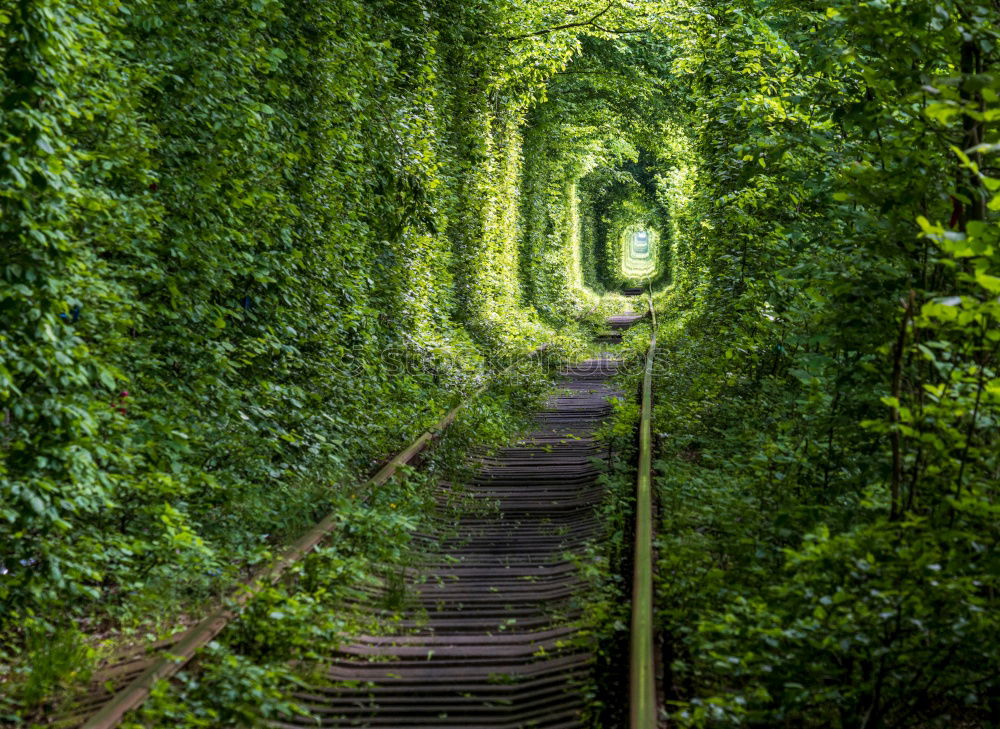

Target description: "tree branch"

left=591, top=24, right=652, bottom=34
left=504, top=2, right=615, bottom=41
left=555, top=70, right=629, bottom=76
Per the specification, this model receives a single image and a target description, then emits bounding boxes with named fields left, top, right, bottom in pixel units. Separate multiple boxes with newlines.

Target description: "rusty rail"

left=78, top=346, right=546, bottom=729
left=305, top=353, right=624, bottom=727
left=630, top=292, right=657, bottom=729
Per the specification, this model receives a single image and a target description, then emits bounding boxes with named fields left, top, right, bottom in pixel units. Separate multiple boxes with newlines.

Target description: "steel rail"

left=79, top=345, right=547, bottom=729
left=630, top=292, right=657, bottom=729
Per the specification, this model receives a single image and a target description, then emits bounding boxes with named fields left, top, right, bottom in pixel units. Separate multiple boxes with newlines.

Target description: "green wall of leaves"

left=643, top=2, right=1000, bottom=726
left=0, top=0, right=587, bottom=636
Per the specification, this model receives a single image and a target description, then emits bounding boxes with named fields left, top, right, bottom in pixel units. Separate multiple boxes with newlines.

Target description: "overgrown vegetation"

left=115, top=368, right=549, bottom=728
left=497, top=0, right=1000, bottom=724
left=3, top=0, right=999, bottom=727
left=0, top=0, right=589, bottom=718
left=643, top=2, right=1000, bottom=727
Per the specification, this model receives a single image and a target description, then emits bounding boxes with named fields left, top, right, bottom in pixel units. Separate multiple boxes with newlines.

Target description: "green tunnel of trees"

left=2, top=0, right=999, bottom=726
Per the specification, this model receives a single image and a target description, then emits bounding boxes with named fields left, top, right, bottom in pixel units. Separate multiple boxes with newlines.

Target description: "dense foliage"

left=3, top=0, right=999, bottom=726
left=500, top=0, right=1000, bottom=724
left=642, top=2, right=1000, bottom=727
left=0, top=0, right=596, bottom=711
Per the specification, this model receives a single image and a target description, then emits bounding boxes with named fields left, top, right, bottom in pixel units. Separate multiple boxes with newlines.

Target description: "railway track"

left=282, top=355, right=623, bottom=728
left=595, top=311, right=644, bottom=345
left=55, top=314, right=648, bottom=729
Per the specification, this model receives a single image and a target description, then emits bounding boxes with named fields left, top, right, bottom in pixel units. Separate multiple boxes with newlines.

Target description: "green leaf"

left=975, top=269, right=1000, bottom=293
